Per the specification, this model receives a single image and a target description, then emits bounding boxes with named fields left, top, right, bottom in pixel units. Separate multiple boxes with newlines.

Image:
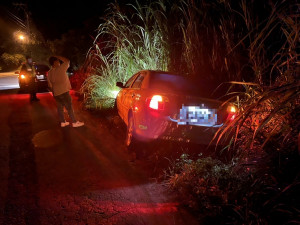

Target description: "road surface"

left=0, top=88, right=199, bottom=225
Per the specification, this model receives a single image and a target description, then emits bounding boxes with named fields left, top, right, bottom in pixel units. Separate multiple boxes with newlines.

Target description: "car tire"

left=126, top=115, right=145, bottom=159
left=125, top=115, right=136, bottom=147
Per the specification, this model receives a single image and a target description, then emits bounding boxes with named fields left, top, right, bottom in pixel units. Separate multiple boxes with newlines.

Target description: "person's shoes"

left=61, top=121, right=70, bottom=127
left=72, top=121, right=84, bottom=127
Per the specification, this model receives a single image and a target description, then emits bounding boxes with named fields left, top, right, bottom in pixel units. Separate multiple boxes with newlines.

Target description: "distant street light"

left=14, top=31, right=28, bottom=43
left=19, top=35, right=25, bottom=41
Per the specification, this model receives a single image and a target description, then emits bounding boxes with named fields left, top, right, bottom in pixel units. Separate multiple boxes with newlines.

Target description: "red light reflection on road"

left=40, top=190, right=181, bottom=223
left=109, top=202, right=179, bottom=214
left=41, top=192, right=179, bottom=215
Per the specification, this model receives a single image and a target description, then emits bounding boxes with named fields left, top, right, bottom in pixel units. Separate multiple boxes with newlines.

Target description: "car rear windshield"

left=149, top=73, right=204, bottom=96
left=35, top=65, right=50, bottom=71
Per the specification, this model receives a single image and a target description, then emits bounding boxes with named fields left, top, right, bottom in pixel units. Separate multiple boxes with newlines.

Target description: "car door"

left=129, top=72, right=146, bottom=129
left=118, top=73, right=138, bottom=122
left=122, top=73, right=143, bottom=124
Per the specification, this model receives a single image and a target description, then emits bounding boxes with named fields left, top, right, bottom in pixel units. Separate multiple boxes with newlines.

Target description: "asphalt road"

left=0, top=88, right=199, bottom=225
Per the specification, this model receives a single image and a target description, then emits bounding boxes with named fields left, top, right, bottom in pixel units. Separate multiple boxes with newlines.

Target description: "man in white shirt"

left=47, top=56, right=84, bottom=127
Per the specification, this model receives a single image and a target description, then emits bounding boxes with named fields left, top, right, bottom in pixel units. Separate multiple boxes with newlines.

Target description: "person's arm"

left=55, top=55, right=70, bottom=71
left=55, top=56, right=70, bottom=64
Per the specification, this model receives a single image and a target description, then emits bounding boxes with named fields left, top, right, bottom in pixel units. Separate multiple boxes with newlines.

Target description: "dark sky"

left=29, top=0, right=113, bottom=39
left=1, top=0, right=114, bottom=40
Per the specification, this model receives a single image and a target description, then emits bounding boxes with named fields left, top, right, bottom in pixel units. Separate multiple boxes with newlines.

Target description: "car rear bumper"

left=37, top=79, right=48, bottom=86
left=159, top=122, right=221, bottom=145
left=135, top=116, right=230, bottom=146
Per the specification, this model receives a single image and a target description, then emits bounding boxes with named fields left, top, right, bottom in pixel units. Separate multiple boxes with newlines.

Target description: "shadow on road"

left=3, top=96, right=41, bottom=225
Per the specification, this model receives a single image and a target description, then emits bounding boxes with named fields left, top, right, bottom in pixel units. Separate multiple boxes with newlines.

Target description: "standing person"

left=47, top=56, right=84, bottom=128
left=20, top=56, right=39, bottom=101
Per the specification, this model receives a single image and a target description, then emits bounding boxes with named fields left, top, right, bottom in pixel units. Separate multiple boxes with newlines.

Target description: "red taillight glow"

left=229, top=106, right=236, bottom=113
left=229, top=114, right=236, bottom=121
left=148, top=95, right=165, bottom=110
left=227, top=105, right=237, bottom=121
left=20, top=74, right=26, bottom=79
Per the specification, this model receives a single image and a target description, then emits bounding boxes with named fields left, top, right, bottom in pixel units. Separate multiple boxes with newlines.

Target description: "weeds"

left=80, top=0, right=169, bottom=109
left=167, top=151, right=299, bottom=224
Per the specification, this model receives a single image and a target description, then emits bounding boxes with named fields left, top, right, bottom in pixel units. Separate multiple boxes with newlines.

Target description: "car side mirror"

left=116, top=82, right=125, bottom=88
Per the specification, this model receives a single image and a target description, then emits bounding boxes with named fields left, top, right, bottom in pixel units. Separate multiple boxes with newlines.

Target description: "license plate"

left=178, top=105, right=218, bottom=126
left=36, top=75, right=44, bottom=80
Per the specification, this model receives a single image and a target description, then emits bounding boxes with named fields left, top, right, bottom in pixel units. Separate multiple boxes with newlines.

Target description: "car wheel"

left=126, top=115, right=145, bottom=159
left=126, top=115, right=135, bottom=147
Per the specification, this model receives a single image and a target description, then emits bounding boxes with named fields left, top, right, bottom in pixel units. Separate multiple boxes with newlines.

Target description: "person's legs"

left=29, top=78, right=38, bottom=101
left=63, top=92, right=76, bottom=123
left=54, top=94, right=66, bottom=123
left=54, top=92, right=83, bottom=127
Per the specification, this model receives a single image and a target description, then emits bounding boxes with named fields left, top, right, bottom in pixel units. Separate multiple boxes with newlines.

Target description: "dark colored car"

left=116, top=70, right=237, bottom=151
left=16, top=64, right=50, bottom=91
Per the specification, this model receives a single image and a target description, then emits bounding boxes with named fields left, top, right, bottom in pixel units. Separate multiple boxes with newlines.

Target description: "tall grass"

left=213, top=0, right=299, bottom=157
left=80, top=1, right=169, bottom=108
left=175, top=0, right=247, bottom=83
left=166, top=1, right=299, bottom=224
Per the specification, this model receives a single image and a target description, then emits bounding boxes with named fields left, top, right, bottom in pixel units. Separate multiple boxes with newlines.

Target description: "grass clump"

left=80, top=1, right=169, bottom=109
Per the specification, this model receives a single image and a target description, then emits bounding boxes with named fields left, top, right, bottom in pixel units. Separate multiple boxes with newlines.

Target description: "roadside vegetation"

left=80, top=1, right=169, bottom=108
left=78, top=0, right=299, bottom=224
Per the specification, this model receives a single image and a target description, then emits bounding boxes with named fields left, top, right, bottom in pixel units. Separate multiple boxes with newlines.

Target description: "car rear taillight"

left=20, top=74, right=26, bottom=79
left=147, top=95, right=166, bottom=110
left=227, top=105, right=237, bottom=121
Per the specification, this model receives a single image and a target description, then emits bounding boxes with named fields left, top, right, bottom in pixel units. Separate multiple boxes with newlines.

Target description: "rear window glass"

left=35, top=65, right=50, bottom=71
left=131, top=74, right=144, bottom=88
left=149, top=73, right=203, bottom=96
left=125, top=74, right=137, bottom=88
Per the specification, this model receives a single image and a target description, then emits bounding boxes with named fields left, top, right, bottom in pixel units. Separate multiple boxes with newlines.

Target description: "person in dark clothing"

left=20, top=56, right=39, bottom=101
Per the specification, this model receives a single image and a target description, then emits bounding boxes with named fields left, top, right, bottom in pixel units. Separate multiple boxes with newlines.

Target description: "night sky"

left=0, top=0, right=116, bottom=40
left=29, top=0, right=113, bottom=39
